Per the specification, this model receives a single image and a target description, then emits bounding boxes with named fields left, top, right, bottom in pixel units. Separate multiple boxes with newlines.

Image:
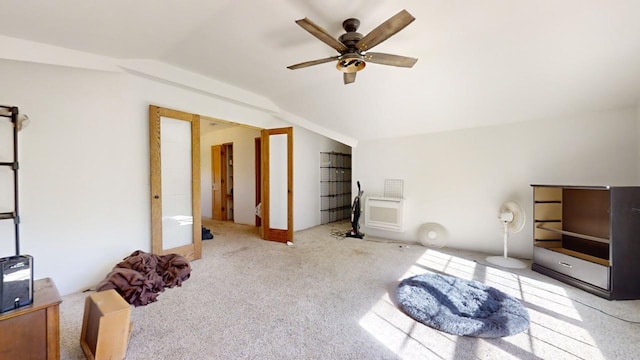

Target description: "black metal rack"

left=320, top=152, right=352, bottom=224
left=0, top=105, right=20, bottom=255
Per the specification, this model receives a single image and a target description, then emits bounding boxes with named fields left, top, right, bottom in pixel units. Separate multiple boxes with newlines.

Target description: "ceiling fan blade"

left=295, top=18, right=348, bottom=53
left=287, top=56, right=340, bottom=70
left=363, top=52, right=418, bottom=68
left=356, top=9, right=415, bottom=52
left=344, top=72, right=356, bottom=85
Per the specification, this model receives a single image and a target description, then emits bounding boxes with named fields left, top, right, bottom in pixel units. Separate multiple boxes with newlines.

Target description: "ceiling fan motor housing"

left=337, top=18, right=366, bottom=73
left=339, top=18, right=363, bottom=48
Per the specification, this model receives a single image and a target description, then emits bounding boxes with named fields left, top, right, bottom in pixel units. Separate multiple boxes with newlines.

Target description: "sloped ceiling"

left=1, top=1, right=639, bottom=142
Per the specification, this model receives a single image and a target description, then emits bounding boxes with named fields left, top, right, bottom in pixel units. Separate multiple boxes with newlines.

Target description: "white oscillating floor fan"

left=486, top=201, right=527, bottom=269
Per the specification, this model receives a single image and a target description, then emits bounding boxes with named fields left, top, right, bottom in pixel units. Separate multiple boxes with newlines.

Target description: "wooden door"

left=255, top=137, right=261, bottom=227
left=222, top=143, right=233, bottom=221
left=211, top=145, right=223, bottom=220
left=260, top=127, right=293, bottom=243
left=149, top=105, right=201, bottom=260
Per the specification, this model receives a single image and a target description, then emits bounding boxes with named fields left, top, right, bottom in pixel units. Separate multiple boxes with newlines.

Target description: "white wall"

left=0, top=59, right=339, bottom=295
left=0, top=61, right=150, bottom=298
left=353, top=107, right=639, bottom=258
left=200, top=126, right=261, bottom=224
left=293, top=126, right=351, bottom=231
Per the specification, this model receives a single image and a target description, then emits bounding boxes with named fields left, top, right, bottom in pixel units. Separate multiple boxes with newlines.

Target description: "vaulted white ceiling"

left=1, top=1, right=639, bottom=142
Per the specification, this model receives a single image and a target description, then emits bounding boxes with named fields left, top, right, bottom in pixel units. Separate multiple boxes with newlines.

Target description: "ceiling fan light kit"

left=336, top=54, right=366, bottom=73
left=287, top=9, right=418, bottom=84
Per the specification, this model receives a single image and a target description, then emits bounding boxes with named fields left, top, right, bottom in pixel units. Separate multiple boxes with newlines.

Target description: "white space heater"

left=365, top=196, right=404, bottom=232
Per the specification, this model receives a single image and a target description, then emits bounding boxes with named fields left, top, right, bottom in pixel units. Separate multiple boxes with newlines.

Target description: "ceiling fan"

left=287, top=9, right=418, bottom=84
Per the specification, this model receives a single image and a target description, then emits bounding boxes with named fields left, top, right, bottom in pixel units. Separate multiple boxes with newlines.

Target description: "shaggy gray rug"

left=397, top=272, right=530, bottom=338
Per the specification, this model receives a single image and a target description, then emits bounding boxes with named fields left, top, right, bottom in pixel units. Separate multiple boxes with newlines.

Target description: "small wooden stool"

left=80, top=289, right=132, bottom=360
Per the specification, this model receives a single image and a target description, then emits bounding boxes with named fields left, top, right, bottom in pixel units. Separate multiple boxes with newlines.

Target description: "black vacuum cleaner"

left=346, top=181, right=365, bottom=239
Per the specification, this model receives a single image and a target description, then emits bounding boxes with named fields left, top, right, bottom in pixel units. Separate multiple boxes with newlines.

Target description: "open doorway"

left=200, top=117, right=259, bottom=227
left=200, top=118, right=293, bottom=243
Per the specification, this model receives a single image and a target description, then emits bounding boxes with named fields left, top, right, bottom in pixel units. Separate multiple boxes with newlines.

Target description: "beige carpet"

left=59, top=219, right=640, bottom=359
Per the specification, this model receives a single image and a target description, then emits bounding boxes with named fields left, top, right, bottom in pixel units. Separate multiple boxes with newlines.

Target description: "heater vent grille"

left=365, top=196, right=404, bottom=232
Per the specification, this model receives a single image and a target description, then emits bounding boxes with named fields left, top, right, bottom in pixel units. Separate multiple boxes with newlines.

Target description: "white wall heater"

left=364, top=196, right=404, bottom=232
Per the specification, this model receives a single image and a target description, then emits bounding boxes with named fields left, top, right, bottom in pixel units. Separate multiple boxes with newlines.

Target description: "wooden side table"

left=0, top=278, right=62, bottom=360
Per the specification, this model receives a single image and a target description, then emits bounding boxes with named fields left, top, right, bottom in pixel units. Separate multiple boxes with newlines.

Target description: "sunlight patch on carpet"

left=360, top=248, right=606, bottom=359
left=415, top=250, right=479, bottom=280
left=358, top=293, right=458, bottom=359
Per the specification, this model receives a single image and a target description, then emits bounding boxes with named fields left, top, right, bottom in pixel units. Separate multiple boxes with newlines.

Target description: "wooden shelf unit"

left=535, top=225, right=610, bottom=244
left=531, top=185, right=640, bottom=300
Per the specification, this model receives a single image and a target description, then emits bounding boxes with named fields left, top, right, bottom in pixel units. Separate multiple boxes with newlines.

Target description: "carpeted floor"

left=58, top=219, right=640, bottom=359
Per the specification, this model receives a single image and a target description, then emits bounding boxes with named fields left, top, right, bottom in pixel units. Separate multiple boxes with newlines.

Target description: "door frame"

left=149, top=105, right=202, bottom=260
